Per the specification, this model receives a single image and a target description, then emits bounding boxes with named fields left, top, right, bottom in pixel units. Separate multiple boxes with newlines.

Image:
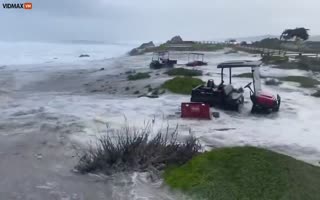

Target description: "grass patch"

left=279, top=76, right=320, bottom=88
left=297, top=56, right=320, bottom=72
left=162, top=77, right=204, bottom=95
left=311, top=90, right=320, bottom=97
left=76, top=126, right=201, bottom=174
left=261, top=55, right=289, bottom=64
left=165, top=68, right=203, bottom=77
left=164, top=147, right=320, bottom=200
left=127, top=72, right=150, bottom=81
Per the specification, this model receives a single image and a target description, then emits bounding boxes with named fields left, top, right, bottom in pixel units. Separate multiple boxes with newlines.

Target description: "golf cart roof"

left=217, top=60, right=262, bottom=69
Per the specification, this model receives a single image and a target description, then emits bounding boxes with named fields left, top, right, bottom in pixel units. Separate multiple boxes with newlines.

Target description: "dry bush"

left=76, top=125, right=202, bottom=175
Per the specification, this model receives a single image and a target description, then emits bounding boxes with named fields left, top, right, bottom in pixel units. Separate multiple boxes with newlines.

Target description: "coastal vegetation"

left=162, top=77, right=204, bottom=94
left=76, top=126, right=201, bottom=174
left=261, top=55, right=289, bottom=64
left=165, top=68, right=203, bottom=77
left=164, top=147, right=320, bottom=200
left=127, top=72, right=151, bottom=81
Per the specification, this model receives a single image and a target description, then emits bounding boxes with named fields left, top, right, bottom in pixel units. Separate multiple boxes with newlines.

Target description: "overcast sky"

left=0, top=0, right=319, bottom=42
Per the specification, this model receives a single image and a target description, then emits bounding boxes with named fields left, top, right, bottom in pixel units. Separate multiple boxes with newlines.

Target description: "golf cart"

left=191, top=60, right=281, bottom=113
left=186, top=53, right=208, bottom=67
left=150, top=51, right=177, bottom=69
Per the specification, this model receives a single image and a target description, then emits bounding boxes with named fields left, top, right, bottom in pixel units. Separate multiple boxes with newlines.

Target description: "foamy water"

left=0, top=40, right=135, bottom=66
left=0, top=46, right=320, bottom=199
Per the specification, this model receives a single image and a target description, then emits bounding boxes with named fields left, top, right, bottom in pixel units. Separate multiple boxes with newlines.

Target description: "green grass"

left=165, top=68, right=203, bottom=76
left=311, top=90, right=320, bottom=97
left=127, top=72, right=150, bottom=81
left=162, top=77, right=204, bottom=94
left=164, top=147, right=320, bottom=200
left=279, top=76, right=320, bottom=88
left=261, top=55, right=289, bottom=64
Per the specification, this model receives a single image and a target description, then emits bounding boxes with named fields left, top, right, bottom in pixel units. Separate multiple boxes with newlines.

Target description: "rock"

left=212, top=112, right=220, bottom=118
left=129, top=48, right=141, bottom=56
left=265, top=78, right=282, bottom=86
left=129, top=41, right=155, bottom=56
left=311, top=90, right=320, bottom=97
left=138, top=94, right=159, bottom=99
left=138, top=41, right=155, bottom=49
left=79, top=54, right=90, bottom=58
left=167, top=35, right=183, bottom=44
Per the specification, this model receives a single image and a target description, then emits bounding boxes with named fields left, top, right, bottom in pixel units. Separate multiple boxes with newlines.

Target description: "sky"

left=0, top=0, right=319, bottom=43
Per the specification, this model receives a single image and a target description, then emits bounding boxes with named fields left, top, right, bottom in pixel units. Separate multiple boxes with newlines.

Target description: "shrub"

left=76, top=126, right=202, bottom=174
left=164, top=147, right=320, bottom=200
left=127, top=72, right=150, bottom=81
left=162, top=77, right=204, bottom=95
left=165, top=68, right=203, bottom=77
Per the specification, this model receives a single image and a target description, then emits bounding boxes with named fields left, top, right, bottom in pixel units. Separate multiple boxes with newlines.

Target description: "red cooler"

left=181, top=103, right=211, bottom=120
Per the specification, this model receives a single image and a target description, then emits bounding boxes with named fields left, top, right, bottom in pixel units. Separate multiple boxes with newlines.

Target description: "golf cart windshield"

left=188, top=53, right=204, bottom=62
left=217, top=60, right=262, bottom=93
left=152, top=51, right=170, bottom=61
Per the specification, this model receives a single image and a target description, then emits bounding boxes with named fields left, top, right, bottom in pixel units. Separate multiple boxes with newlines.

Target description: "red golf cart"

left=190, top=60, right=281, bottom=113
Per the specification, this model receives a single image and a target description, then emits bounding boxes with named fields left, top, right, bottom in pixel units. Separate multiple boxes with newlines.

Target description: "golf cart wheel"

left=273, top=95, right=281, bottom=112
left=251, top=104, right=258, bottom=113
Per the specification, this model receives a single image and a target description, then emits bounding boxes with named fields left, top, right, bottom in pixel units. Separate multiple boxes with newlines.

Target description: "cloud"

left=0, top=0, right=319, bottom=42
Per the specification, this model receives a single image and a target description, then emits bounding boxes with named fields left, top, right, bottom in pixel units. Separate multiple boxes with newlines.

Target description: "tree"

left=280, top=28, right=310, bottom=53
left=280, top=28, right=309, bottom=41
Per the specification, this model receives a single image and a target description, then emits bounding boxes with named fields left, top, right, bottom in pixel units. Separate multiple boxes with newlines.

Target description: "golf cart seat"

left=207, top=80, right=215, bottom=88
left=230, top=92, right=243, bottom=100
left=223, top=85, right=234, bottom=96
left=224, top=85, right=242, bottom=100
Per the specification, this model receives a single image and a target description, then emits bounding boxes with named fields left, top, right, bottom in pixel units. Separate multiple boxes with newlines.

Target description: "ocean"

left=0, top=40, right=135, bottom=66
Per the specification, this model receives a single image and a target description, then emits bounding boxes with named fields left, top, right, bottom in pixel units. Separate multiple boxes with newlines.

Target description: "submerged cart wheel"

left=251, top=104, right=258, bottom=113
left=273, top=95, right=281, bottom=112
